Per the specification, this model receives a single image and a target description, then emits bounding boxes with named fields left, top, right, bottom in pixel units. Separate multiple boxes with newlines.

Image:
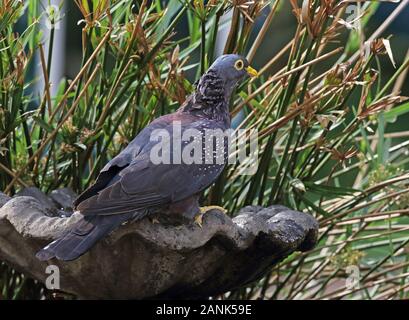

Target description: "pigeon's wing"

left=76, top=158, right=221, bottom=215
left=73, top=114, right=177, bottom=208
left=76, top=117, right=225, bottom=216
left=77, top=151, right=225, bottom=216
left=73, top=148, right=135, bottom=208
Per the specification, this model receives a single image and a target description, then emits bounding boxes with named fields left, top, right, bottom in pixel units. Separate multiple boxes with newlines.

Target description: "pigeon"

left=36, top=54, right=258, bottom=261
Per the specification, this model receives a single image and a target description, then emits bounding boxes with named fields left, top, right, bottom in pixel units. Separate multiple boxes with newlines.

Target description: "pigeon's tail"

left=36, top=211, right=144, bottom=261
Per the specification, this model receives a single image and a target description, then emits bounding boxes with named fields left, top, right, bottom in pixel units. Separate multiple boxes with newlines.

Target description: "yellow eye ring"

left=234, top=60, right=244, bottom=71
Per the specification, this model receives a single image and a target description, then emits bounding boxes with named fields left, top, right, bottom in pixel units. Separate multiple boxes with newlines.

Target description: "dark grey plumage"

left=36, top=54, right=257, bottom=261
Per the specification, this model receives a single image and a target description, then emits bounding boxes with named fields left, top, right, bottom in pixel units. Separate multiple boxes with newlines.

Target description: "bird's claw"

left=194, top=214, right=203, bottom=228
left=194, top=206, right=228, bottom=228
left=150, top=217, right=160, bottom=224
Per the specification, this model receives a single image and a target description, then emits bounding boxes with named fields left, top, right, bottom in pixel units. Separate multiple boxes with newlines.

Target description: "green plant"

left=1, top=0, right=409, bottom=299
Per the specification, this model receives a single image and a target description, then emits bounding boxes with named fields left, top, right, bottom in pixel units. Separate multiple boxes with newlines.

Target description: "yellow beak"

left=246, top=66, right=259, bottom=78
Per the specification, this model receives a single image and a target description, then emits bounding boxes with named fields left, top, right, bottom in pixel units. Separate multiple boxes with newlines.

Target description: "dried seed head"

left=330, top=248, right=365, bottom=269
left=61, top=117, right=78, bottom=137
left=370, top=39, right=388, bottom=55
left=61, top=142, right=77, bottom=154
left=291, top=0, right=337, bottom=38
left=325, top=63, right=349, bottom=86
left=229, top=0, right=267, bottom=22
left=80, top=128, right=95, bottom=144
left=358, top=95, right=409, bottom=120
left=367, top=38, right=396, bottom=67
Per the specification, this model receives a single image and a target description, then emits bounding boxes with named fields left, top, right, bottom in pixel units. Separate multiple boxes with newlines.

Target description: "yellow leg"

left=200, top=206, right=227, bottom=214
left=194, top=206, right=228, bottom=228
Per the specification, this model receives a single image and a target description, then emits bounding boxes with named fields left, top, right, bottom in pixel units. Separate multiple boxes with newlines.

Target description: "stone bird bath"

left=0, top=188, right=318, bottom=299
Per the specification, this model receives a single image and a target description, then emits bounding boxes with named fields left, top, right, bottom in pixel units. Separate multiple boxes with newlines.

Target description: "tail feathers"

left=36, top=212, right=136, bottom=261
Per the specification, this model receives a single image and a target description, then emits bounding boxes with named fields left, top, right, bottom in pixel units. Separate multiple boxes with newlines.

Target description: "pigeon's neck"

left=181, top=70, right=231, bottom=126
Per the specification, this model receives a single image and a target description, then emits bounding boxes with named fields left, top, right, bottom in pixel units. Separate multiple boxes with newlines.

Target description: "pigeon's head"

left=188, top=54, right=258, bottom=118
left=208, top=54, right=258, bottom=87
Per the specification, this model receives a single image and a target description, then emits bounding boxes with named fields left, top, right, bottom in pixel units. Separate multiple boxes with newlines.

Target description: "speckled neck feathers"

left=180, top=69, right=231, bottom=126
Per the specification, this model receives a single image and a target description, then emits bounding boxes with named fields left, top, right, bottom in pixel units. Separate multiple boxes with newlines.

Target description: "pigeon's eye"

left=234, top=60, right=244, bottom=71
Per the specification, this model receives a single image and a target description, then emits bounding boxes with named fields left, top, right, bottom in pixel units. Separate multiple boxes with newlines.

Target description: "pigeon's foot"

left=150, top=217, right=160, bottom=224
left=195, top=206, right=228, bottom=228
left=200, top=205, right=227, bottom=214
